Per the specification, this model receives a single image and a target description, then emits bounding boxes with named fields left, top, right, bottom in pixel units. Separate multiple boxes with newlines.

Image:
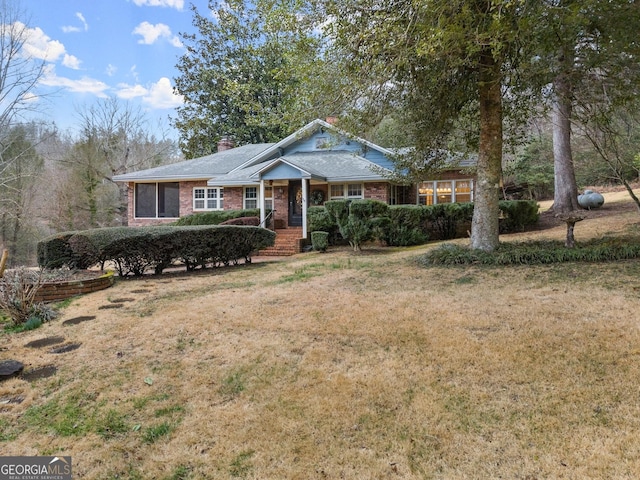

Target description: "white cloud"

left=106, top=64, right=118, bottom=77
left=131, top=0, right=184, bottom=9
left=115, top=78, right=183, bottom=109
left=146, top=77, right=183, bottom=109
left=62, top=12, right=89, bottom=33
left=19, top=22, right=66, bottom=62
left=62, top=54, right=81, bottom=70
left=40, top=65, right=109, bottom=98
left=116, top=83, right=148, bottom=99
left=130, top=65, right=140, bottom=83
left=132, top=21, right=182, bottom=47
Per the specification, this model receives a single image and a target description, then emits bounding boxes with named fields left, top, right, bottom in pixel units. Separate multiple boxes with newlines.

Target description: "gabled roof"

left=260, top=151, right=392, bottom=182
left=208, top=151, right=392, bottom=186
left=230, top=119, right=396, bottom=172
left=112, top=143, right=274, bottom=182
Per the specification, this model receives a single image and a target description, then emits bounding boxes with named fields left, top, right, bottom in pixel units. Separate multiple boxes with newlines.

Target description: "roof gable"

left=230, top=119, right=396, bottom=173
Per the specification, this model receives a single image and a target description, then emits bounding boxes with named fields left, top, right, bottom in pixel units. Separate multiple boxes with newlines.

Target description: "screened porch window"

left=135, top=182, right=179, bottom=218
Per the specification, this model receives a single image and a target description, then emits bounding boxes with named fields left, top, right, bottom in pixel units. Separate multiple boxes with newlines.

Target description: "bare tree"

left=54, top=98, right=181, bottom=229
left=0, top=0, right=45, bottom=140
left=0, top=1, right=49, bottom=264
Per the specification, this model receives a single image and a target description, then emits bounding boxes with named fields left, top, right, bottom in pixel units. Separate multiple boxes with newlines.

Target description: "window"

left=329, top=183, right=364, bottom=199
left=193, top=187, right=223, bottom=210
left=244, top=187, right=258, bottom=209
left=418, top=179, right=474, bottom=205
left=264, top=186, right=273, bottom=211
left=135, top=182, right=179, bottom=218
left=455, top=180, right=472, bottom=203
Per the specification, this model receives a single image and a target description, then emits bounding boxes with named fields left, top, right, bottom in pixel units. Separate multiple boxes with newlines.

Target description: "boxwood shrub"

left=314, top=200, right=539, bottom=247
left=37, top=225, right=276, bottom=276
left=174, top=209, right=261, bottom=226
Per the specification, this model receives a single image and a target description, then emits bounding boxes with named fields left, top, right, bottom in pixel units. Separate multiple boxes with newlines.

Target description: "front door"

left=288, top=180, right=303, bottom=227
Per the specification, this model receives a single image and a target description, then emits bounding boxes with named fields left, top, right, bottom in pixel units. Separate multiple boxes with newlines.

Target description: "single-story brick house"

left=113, top=119, right=476, bottom=252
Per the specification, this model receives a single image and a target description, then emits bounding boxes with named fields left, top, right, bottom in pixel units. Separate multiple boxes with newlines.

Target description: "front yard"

left=1, top=190, right=640, bottom=479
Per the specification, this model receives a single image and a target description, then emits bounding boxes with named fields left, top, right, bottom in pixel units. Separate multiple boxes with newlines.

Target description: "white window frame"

left=417, top=179, right=474, bottom=205
left=193, top=187, right=224, bottom=211
left=244, top=186, right=258, bottom=209
left=329, top=183, right=364, bottom=200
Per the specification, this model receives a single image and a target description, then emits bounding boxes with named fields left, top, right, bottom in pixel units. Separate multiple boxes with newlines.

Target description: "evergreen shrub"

left=37, top=226, right=275, bottom=276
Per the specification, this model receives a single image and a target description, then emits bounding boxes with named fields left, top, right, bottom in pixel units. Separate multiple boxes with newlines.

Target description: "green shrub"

left=174, top=209, right=260, bottom=226
left=419, top=236, right=640, bottom=266
left=311, top=231, right=329, bottom=252
left=307, top=206, right=339, bottom=245
left=325, top=200, right=389, bottom=251
left=499, top=200, right=539, bottom=233
left=37, top=225, right=276, bottom=276
left=382, top=205, right=430, bottom=246
left=425, top=203, right=475, bottom=240
left=37, top=231, right=92, bottom=269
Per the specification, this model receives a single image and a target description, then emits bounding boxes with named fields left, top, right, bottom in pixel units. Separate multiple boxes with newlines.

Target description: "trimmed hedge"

left=314, top=200, right=539, bottom=247
left=38, top=225, right=276, bottom=276
left=36, top=231, right=94, bottom=269
left=311, top=231, right=329, bottom=252
left=174, top=209, right=261, bottom=226
left=419, top=236, right=640, bottom=266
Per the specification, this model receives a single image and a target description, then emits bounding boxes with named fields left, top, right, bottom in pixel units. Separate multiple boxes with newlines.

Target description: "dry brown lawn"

left=2, top=190, right=640, bottom=479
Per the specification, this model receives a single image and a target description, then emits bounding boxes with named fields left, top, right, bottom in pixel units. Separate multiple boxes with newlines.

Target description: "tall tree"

left=173, top=0, right=323, bottom=158
left=538, top=0, right=640, bottom=229
left=323, top=0, right=537, bottom=251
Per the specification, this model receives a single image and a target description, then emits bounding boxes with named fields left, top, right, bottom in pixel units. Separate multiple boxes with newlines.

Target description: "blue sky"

left=23, top=0, right=211, bottom=138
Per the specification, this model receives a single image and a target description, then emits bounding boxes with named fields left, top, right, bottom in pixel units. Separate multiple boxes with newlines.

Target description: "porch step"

left=258, top=228, right=304, bottom=256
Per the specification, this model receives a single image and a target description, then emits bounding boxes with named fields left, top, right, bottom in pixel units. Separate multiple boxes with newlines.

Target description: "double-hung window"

left=193, top=187, right=223, bottom=210
left=244, top=187, right=258, bottom=209
left=329, top=183, right=364, bottom=200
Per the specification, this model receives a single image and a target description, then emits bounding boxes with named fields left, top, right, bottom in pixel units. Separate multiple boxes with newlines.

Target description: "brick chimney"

left=217, top=135, right=234, bottom=152
left=325, top=116, right=338, bottom=125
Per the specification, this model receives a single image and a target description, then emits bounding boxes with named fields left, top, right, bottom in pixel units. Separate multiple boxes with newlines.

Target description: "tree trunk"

left=471, top=49, right=502, bottom=252
left=552, top=52, right=579, bottom=214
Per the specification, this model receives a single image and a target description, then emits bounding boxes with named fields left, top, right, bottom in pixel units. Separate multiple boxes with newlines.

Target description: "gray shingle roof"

left=274, top=151, right=391, bottom=182
left=208, top=150, right=391, bottom=186
left=112, top=143, right=274, bottom=182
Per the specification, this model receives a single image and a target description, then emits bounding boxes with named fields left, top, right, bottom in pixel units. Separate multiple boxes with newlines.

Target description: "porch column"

left=259, top=180, right=266, bottom=227
left=302, top=178, right=308, bottom=238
